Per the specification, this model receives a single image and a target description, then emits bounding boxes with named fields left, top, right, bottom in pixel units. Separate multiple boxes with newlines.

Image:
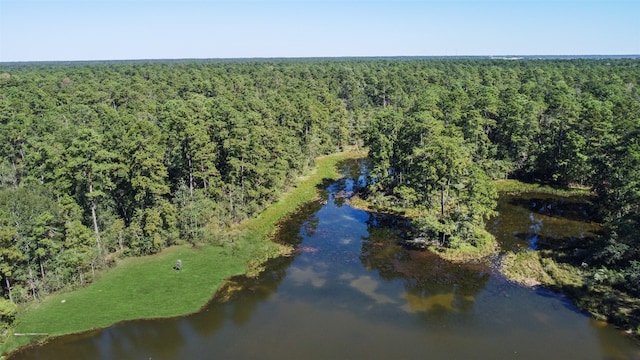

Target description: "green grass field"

left=13, top=245, right=246, bottom=334
left=2, top=150, right=365, bottom=356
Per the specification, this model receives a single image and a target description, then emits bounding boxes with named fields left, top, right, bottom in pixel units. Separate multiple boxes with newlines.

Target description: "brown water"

left=10, top=160, right=640, bottom=359
left=488, top=190, right=602, bottom=254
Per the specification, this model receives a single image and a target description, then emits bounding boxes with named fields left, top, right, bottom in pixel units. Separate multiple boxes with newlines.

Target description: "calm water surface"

left=12, top=160, right=640, bottom=359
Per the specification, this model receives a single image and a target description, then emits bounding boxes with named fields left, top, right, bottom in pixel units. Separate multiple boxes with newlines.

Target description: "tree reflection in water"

left=361, top=212, right=490, bottom=317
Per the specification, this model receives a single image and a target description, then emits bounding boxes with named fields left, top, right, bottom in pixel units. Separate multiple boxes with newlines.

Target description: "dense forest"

left=0, top=58, right=639, bottom=329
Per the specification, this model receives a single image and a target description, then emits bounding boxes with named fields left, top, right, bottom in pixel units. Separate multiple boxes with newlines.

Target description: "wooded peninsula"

left=0, top=58, right=639, bottom=348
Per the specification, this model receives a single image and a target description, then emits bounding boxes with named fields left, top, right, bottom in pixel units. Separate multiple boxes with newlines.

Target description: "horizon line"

left=2, top=54, right=640, bottom=65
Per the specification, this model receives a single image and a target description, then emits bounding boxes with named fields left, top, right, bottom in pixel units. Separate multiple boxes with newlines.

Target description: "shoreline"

left=1, top=150, right=366, bottom=358
left=350, top=177, right=640, bottom=341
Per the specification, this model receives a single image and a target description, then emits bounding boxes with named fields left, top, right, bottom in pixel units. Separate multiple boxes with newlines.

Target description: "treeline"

left=0, top=58, right=639, bottom=308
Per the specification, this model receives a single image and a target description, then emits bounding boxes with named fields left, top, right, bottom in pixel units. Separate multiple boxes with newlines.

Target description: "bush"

left=0, top=299, right=17, bottom=327
left=10, top=286, right=29, bottom=304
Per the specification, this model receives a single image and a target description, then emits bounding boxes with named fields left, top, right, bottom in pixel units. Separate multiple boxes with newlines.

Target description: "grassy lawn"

left=2, top=150, right=365, bottom=356
left=13, top=245, right=246, bottom=335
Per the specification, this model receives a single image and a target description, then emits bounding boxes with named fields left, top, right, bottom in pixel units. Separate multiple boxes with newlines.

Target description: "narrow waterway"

left=11, top=159, right=640, bottom=359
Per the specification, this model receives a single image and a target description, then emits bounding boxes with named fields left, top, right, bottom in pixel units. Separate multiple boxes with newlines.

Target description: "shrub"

left=0, top=299, right=17, bottom=327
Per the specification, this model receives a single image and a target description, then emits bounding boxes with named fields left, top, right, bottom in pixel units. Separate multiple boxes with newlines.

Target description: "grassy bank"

left=495, top=179, right=592, bottom=196
left=500, top=250, right=584, bottom=288
left=2, top=150, right=365, bottom=356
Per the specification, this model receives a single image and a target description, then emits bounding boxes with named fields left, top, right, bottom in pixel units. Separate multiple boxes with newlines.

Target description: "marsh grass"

left=2, top=150, right=365, bottom=356
left=495, top=179, right=592, bottom=196
left=427, top=229, right=497, bottom=262
left=500, top=250, right=584, bottom=288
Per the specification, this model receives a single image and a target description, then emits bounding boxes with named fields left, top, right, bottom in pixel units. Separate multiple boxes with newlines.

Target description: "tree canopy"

left=0, top=57, right=639, bottom=308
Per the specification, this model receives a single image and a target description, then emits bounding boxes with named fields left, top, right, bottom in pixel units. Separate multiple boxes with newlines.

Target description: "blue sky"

left=1, top=0, right=638, bottom=62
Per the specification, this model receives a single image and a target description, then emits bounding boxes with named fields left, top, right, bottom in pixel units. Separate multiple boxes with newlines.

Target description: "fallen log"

left=404, top=237, right=428, bottom=249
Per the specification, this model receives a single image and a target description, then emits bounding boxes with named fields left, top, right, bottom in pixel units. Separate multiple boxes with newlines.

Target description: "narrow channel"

left=11, top=159, right=640, bottom=359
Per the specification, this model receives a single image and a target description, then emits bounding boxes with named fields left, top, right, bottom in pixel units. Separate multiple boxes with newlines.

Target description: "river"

left=10, top=159, right=640, bottom=359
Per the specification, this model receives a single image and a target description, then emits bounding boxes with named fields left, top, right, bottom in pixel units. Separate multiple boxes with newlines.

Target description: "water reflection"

left=360, top=211, right=490, bottom=318
left=489, top=192, right=601, bottom=253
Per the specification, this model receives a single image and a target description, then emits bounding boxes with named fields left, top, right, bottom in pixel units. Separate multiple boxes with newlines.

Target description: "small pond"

left=11, top=159, right=640, bottom=359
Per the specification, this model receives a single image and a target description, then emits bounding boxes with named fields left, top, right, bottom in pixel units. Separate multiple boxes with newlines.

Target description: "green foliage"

left=352, top=58, right=640, bottom=301
left=1, top=58, right=640, bottom=345
left=364, top=95, right=497, bottom=248
left=0, top=298, right=17, bottom=329
left=0, top=60, right=362, bottom=303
